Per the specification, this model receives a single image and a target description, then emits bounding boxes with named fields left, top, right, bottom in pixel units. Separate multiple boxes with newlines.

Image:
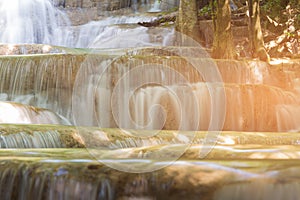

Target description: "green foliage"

left=261, top=0, right=286, bottom=21
left=261, top=0, right=300, bottom=29
left=198, top=0, right=216, bottom=19
left=199, top=4, right=211, bottom=15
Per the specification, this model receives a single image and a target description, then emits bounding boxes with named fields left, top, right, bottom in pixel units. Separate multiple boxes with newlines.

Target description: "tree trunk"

left=175, top=0, right=201, bottom=42
left=248, top=0, right=270, bottom=62
left=211, top=0, right=236, bottom=59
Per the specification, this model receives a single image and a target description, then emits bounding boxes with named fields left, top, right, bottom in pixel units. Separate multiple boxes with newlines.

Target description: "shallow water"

left=1, top=147, right=300, bottom=199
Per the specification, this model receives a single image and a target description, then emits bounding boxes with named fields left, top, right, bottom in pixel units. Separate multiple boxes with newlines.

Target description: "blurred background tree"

left=248, top=0, right=270, bottom=61
left=211, top=0, right=236, bottom=59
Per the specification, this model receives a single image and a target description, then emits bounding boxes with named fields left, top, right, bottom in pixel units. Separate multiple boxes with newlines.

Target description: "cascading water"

left=1, top=0, right=300, bottom=199
left=0, top=53, right=80, bottom=120
left=1, top=50, right=300, bottom=132
left=148, top=0, right=162, bottom=12
left=0, top=101, right=70, bottom=125
left=0, top=0, right=171, bottom=48
left=69, top=15, right=170, bottom=48
left=72, top=53, right=300, bottom=132
left=0, top=0, right=70, bottom=45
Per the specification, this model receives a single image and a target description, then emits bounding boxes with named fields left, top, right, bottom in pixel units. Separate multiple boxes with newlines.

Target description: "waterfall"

left=0, top=101, right=70, bottom=125
left=1, top=1, right=300, bottom=199
left=0, top=158, right=115, bottom=200
left=1, top=51, right=300, bottom=132
left=120, top=82, right=300, bottom=132
left=73, top=54, right=300, bottom=132
left=0, top=0, right=168, bottom=48
left=0, top=54, right=84, bottom=121
left=69, top=16, right=161, bottom=48
left=1, top=147, right=300, bottom=199
left=0, top=131, right=63, bottom=148
left=0, top=0, right=70, bottom=45
left=0, top=124, right=86, bottom=148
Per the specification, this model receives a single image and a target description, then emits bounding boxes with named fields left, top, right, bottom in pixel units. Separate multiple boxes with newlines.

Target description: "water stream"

left=0, top=0, right=300, bottom=199
left=1, top=147, right=300, bottom=199
left=0, top=101, right=70, bottom=125
left=0, top=0, right=70, bottom=45
left=0, top=0, right=172, bottom=48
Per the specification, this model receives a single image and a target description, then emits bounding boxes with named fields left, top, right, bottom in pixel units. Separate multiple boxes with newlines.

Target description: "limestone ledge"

left=1, top=124, right=300, bottom=152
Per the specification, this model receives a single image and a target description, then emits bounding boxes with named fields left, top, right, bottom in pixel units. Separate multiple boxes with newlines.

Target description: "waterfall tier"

left=1, top=145, right=300, bottom=199
left=0, top=101, right=70, bottom=125
left=2, top=124, right=300, bottom=148
left=1, top=125, right=300, bottom=199
left=1, top=49, right=300, bottom=132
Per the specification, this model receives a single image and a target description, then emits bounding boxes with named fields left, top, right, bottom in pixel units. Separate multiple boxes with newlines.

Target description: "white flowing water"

left=75, top=80, right=300, bottom=132
left=0, top=54, right=77, bottom=120
left=0, top=0, right=70, bottom=45
left=68, top=16, right=172, bottom=48
left=73, top=55, right=300, bottom=132
left=1, top=147, right=300, bottom=199
left=0, top=0, right=171, bottom=48
left=1, top=52, right=299, bottom=132
left=0, top=131, right=63, bottom=148
left=148, top=0, right=162, bottom=12
left=0, top=1, right=300, bottom=199
left=0, top=101, right=70, bottom=125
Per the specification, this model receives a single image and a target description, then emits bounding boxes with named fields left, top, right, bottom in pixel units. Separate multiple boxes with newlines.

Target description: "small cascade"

left=0, top=131, right=63, bottom=148
left=88, top=26, right=173, bottom=49
left=0, top=0, right=70, bottom=45
left=73, top=54, right=300, bottom=132
left=0, top=124, right=85, bottom=148
left=1, top=51, right=300, bottom=132
left=0, top=53, right=87, bottom=120
left=148, top=0, right=162, bottom=12
left=71, top=16, right=168, bottom=48
left=0, top=0, right=167, bottom=48
left=123, top=83, right=300, bottom=132
left=0, top=158, right=115, bottom=200
left=0, top=146, right=300, bottom=199
left=2, top=125, right=300, bottom=149
left=0, top=101, right=71, bottom=125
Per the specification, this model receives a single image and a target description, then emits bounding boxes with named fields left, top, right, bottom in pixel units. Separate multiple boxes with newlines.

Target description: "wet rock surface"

left=0, top=44, right=65, bottom=55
